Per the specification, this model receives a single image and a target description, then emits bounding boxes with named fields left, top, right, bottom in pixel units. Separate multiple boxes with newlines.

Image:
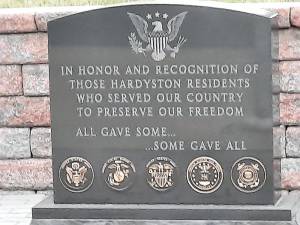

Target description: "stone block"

left=276, top=7, right=290, bottom=28
left=31, top=128, right=52, bottom=158
left=0, top=11, right=36, bottom=33
left=23, top=64, right=49, bottom=96
left=273, top=95, right=280, bottom=125
left=34, top=6, right=97, bottom=31
left=291, top=7, right=300, bottom=28
left=280, top=94, right=300, bottom=125
left=274, top=159, right=281, bottom=189
left=267, top=6, right=290, bottom=28
left=35, top=11, right=76, bottom=31
left=286, top=127, right=300, bottom=157
left=0, top=65, right=22, bottom=96
left=282, top=158, right=300, bottom=189
left=31, top=195, right=294, bottom=223
left=0, top=159, right=52, bottom=190
left=0, top=96, right=50, bottom=127
left=0, top=33, right=48, bottom=64
left=272, top=63, right=280, bottom=94
left=279, top=29, right=300, bottom=60
left=273, top=126, right=286, bottom=158
left=0, top=128, right=30, bottom=159
left=279, top=61, right=300, bottom=93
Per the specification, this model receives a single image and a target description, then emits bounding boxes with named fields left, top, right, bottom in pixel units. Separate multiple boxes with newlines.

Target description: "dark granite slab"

left=48, top=1, right=276, bottom=205
left=32, top=196, right=292, bottom=221
left=31, top=219, right=296, bottom=225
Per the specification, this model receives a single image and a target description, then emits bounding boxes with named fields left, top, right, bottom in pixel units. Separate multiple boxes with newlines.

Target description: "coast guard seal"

left=231, top=157, right=266, bottom=193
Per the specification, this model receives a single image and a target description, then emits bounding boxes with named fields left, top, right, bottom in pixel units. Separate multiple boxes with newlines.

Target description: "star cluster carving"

left=146, top=11, right=168, bottom=20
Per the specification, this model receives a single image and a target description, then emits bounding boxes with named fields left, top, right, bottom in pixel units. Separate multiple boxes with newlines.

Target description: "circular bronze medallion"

left=102, top=156, right=136, bottom=191
left=146, top=156, right=177, bottom=191
left=59, top=156, right=94, bottom=193
left=187, top=157, right=223, bottom=193
left=231, top=157, right=266, bottom=193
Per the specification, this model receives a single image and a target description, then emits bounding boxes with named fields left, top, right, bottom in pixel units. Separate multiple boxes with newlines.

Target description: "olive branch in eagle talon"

left=127, top=11, right=188, bottom=61
left=128, top=32, right=147, bottom=56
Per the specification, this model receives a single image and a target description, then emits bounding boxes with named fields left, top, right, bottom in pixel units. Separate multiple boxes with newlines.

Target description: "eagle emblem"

left=127, top=11, right=188, bottom=61
left=146, top=157, right=177, bottom=191
left=237, top=163, right=260, bottom=189
left=66, top=162, right=88, bottom=187
left=102, top=156, right=136, bottom=191
left=107, top=161, right=130, bottom=186
left=148, top=162, right=174, bottom=188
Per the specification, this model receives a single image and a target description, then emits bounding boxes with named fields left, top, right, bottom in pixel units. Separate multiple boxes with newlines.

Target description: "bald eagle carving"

left=128, top=11, right=188, bottom=61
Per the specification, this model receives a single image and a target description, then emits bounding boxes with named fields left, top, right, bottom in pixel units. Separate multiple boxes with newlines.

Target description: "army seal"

left=59, top=156, right=94, bottom=193
left=231, top=157, right=266, bottom=193
left=187, top=157, right=223, bottom=193
left=146, top=156, right=177, bottom=191
left=102, top=156, right=136, bottom=191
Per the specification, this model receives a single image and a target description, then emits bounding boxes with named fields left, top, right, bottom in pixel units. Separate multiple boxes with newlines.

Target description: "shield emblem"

left=148, top=33, right=168, bottom=55
left=154, top=169, right=168, bottom=188
left=147, top=158, right=176, bottom=191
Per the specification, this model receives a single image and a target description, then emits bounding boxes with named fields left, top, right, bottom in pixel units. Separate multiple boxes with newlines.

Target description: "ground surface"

left=0, top=192, right=47, bottom=225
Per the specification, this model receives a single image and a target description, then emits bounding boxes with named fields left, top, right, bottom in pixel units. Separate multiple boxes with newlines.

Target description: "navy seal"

left=146, top=156, right=177, bottom=191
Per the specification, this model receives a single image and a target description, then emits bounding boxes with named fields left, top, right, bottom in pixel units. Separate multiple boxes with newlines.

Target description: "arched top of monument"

left=48, top=0, right=276, bottom=26
left=142, top=0, right=277, bottom=18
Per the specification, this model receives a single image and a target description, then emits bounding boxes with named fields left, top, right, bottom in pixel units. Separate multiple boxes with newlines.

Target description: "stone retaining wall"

left=0, top=4, right=299, bottom=194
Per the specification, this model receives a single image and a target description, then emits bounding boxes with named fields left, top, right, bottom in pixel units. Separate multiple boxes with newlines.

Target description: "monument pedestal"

left=30, top=193, right=300, bottom=225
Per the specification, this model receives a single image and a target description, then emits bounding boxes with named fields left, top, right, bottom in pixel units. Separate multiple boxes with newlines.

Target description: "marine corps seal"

left=146, top=157, right=177, bottom=191
left=102, top=156, right=136, bottom=191
left=187, top=157, right=223, bottom=193
left=59, top=156, right=94, bottom=193
left=231, top=157, right=266, bottom=193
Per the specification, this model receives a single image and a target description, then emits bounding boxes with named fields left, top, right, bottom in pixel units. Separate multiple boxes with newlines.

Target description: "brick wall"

left=0, top=4, right=299, bottom=193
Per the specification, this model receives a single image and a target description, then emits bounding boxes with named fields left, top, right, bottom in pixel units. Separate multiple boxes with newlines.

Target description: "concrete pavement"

left=0, top=191, right=47, bottom=225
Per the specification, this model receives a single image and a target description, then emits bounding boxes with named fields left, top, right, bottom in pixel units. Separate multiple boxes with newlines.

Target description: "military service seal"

left=146, top=156, right=177, bottom=191
left=231, top=157, right=266, bottom=193
left=59, top=156, right=94, bottom=193
left=102, top=156, right=136, bottom=191
left=187, top=157, right=223, bottom=193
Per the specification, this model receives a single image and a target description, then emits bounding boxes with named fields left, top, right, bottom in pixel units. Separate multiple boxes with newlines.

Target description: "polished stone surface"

left=49, top=2, right=275, bottom=205
left=31, top=194, right=296, bottom=223
left=30, top=219, right=296, bottom=225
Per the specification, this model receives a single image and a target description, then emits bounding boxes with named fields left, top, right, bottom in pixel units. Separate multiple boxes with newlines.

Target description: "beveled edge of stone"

left=30, top=219, right=297, bottom=225
left=32, top=194, right=293, bottom=222
left=34, top=195, right=291, bottom=210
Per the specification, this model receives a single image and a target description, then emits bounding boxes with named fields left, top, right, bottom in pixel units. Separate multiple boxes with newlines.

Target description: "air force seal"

left=59, top=157, right=94, bottom=193
left=146, top=157, right=177, bottom=191
left=231, top=157, right=266, bottom=193
left=128, top=11, right=188, bottom=61
left=187, top=157, right=223, bottom=193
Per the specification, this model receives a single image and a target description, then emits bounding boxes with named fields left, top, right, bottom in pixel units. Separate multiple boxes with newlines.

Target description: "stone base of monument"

left=30, top=193, right=300, bottom=225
